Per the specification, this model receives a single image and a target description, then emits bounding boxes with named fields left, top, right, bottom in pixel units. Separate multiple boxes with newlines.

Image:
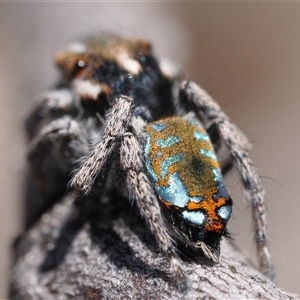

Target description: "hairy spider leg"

left=119, top=132, right=187, bottom=291
left=71, top=95, right=134, bottom=194
left=179, top=81, right=273, bottom=279
left=25, top=90, right=89, bottom=228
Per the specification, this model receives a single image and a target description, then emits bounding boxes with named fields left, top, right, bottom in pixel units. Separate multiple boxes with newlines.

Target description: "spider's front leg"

left=71, top=95, right=134, bottom=195
left=119, top=132, right=187, bottom=291
left=180, top=81, right=274, bottom=279
left=25, top=90, right=88, bottom=228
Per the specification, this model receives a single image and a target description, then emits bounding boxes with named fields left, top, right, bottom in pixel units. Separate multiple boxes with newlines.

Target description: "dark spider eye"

left=76, top=60, right=85, bottom=69
left=71, top=60, right=86, bottom=78
left=73, top=59, right=85, bottom=75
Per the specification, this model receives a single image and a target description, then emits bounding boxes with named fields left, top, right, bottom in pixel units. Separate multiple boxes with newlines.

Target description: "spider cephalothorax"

left=54, top=33, right=175, bottom=120
left=25, top=33, right=273, bottom=291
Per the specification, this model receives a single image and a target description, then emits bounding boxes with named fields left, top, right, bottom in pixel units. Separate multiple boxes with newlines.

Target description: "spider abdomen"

left=144, top=117, right=232, bottom=258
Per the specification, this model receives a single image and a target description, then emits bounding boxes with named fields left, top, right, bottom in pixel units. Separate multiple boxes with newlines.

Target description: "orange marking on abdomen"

left=186, top=197, right=226, bottom=233
left=205, top=222, right=224, bottom=233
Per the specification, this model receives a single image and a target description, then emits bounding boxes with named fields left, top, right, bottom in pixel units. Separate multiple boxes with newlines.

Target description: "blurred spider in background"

left=25, top=33, right=273, bottom=291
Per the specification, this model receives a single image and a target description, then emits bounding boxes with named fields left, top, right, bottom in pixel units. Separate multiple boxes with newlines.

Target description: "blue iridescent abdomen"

left=144, top=117, right=232, bottom=235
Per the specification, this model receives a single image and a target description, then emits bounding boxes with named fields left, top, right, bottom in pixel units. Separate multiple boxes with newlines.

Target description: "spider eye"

left=71, top=59, right=86, bottom=78
left=76, top=60, right=85, bottom=69
left=73, top=60, right=85, bottom=73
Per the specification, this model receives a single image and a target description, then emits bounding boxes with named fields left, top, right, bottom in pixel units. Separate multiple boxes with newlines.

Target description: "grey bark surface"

left=9, top=195, right=297, bottom=300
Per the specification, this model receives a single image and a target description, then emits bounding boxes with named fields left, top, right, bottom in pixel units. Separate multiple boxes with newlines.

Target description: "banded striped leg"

left=71, top=95, right=134, bottom=195
left=180, top=81, right=274, bottom=279
left=119, top=133, right=187, bottom=291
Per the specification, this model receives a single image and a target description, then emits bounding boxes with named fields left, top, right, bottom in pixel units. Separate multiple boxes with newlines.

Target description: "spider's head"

left=144, top=117, right=232, bottom=262
left=54, top=33, right=151, bottom=101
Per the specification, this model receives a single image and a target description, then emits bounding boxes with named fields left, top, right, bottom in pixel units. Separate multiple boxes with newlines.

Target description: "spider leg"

left=179, top=80, right=274, bottom=279
left=206, top=122, right=233, bottom=175
left=26, top=116, right=89, bottom=228
left=71, top=95, right=134, bottom=195
left=25, top=89, right=78, bottom=140
left=118, top=132, right=187, bottom=291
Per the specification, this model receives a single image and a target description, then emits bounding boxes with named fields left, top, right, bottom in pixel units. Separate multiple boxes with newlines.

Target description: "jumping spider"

left=25, top=33, right=273, bottom=291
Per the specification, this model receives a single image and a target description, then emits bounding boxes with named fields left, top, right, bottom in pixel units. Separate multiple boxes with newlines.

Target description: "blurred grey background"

left=1, top=2, right=300, bottom=298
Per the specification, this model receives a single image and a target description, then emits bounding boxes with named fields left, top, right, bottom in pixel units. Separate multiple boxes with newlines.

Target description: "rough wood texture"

left=9, top=195, right=296, bottom=300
